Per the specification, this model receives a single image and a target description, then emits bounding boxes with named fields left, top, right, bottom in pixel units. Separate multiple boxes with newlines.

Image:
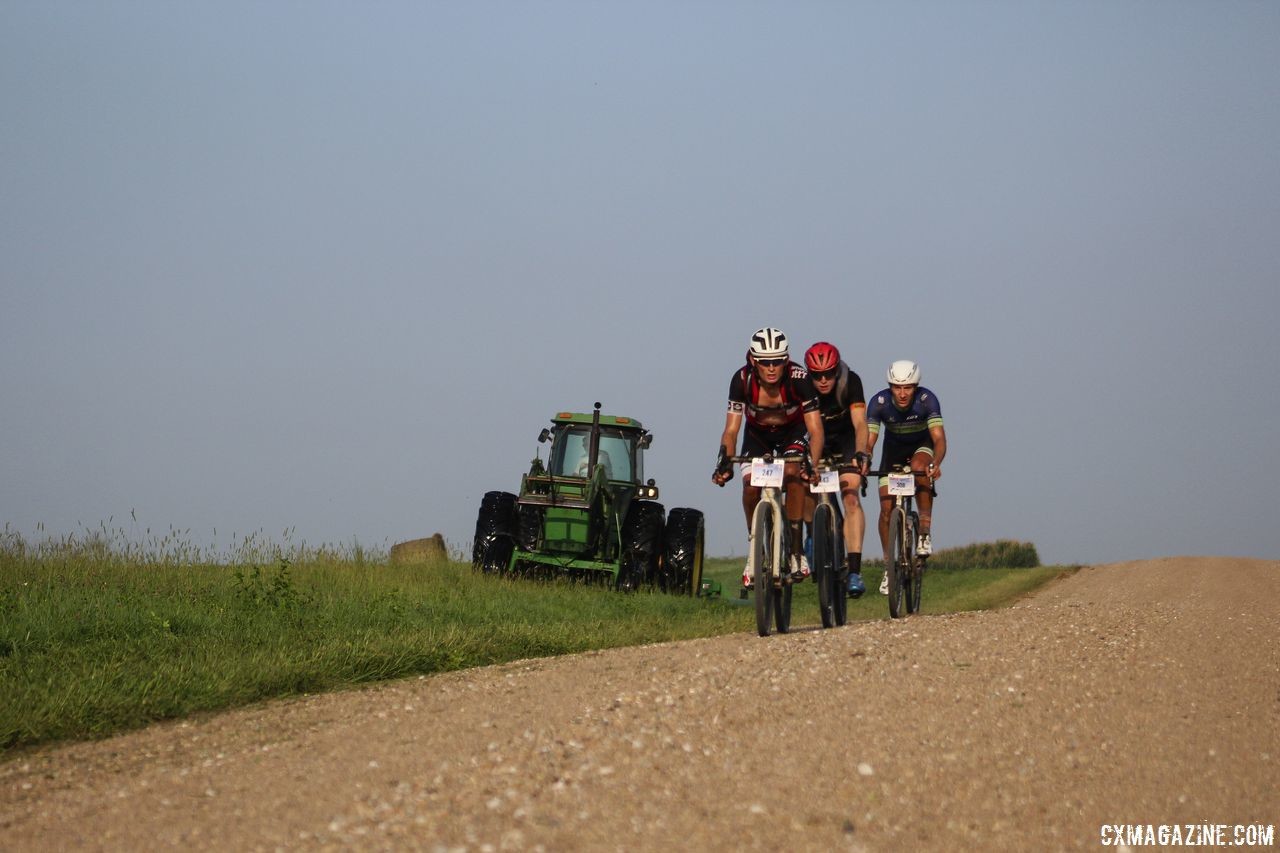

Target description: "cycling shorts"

left=879, top=441, right=938, bottom=496
left=739, top=422, right=810, bottom=477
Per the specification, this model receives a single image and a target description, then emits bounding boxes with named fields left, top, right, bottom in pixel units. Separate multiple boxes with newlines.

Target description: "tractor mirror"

left=638, top=432, right=653, bottom=449
left=538, top=428, right=552, bottom=443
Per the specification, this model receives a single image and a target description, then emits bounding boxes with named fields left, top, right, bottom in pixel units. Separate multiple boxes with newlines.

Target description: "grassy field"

left=1, top=531, right=1074, bottom=754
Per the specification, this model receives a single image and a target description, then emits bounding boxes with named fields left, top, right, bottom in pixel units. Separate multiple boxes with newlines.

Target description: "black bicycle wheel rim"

left=754, top=506, right=774, bottom=637
left=887, top=509, right=906, bottom=618
left=774, top=578, right=792, bottom=633
left=813, top=504, right=835, bottom=629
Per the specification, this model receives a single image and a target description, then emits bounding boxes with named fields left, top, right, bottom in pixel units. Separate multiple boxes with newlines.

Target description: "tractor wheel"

left=616, top=500, right=665, bottom=591
left=472, top=491, right=516, bottom=574
left=662, top=508, right=705, bottom=596
left=516, top=504, right=543, bottom=552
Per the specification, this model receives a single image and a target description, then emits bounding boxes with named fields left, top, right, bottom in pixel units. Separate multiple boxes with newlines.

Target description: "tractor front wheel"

left=616, top=500, right=664, bottom=591
left=662, top=508, right=705, bottom=595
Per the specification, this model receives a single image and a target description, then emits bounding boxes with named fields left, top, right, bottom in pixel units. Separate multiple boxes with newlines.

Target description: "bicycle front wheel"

left=886, top=508, right=910, bottom=619
left=752, top=503, right=775, bottom=637
left=812, top=503, right=836, bottom=629
left=906, top=512, right=924, bottom=614
left=774, top=579, right=792, bottom=633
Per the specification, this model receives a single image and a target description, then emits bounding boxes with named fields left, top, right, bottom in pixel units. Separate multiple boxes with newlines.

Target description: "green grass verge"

left=1, top=537, right=1075, bottom=755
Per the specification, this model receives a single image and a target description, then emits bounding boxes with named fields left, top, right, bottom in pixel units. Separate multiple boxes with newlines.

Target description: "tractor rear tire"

left=472, top=491, right=516, bottom=574
left=662, top=508, right=705, bottom=596
left=616, top=500, right=665, bottom=591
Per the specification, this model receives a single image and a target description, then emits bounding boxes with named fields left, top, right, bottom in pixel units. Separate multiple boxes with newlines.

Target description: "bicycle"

left=717, top=450, right=809, bottom=636
left=870, top=463, right=933, bottom=619
left=809, top=457, right=850, bottom=629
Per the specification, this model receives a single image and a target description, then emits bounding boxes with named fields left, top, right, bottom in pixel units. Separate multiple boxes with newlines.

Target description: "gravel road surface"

left=2, top=556, right=1277, bottom=851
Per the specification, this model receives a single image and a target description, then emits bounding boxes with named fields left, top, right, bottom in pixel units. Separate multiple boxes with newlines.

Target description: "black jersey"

left=727, top=362, right=820, bottom=433
left=814, top=362, right=865, bottom=438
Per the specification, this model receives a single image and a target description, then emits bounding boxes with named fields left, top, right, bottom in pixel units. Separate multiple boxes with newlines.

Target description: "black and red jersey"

left=726, top=362, right=819, bottom=433
left=814, top=361, right=866, bottom=438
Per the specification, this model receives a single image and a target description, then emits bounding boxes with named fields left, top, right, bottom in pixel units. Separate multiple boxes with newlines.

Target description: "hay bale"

left=389, top=533, right=448, bottom=565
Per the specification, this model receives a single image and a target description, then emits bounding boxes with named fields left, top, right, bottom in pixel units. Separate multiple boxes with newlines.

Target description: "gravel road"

left=2, top=556, right=1277, bottom=851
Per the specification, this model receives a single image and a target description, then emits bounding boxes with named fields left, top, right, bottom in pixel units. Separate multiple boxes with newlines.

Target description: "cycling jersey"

left=726, top=362, right=819, bottom=433
left=866, top=386, right=943, bottom=451
left=814, top=362, right=865, bottom=438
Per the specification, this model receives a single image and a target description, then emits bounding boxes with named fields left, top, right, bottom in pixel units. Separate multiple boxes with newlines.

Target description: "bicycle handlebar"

left=862, top=465, right=936, bottom=497
left=715, top=448, right=814, bottom=486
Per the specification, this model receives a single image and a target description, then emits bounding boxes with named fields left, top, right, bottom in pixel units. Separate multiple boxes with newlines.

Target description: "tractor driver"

left=712, top=327, right=824, bottom=590
left=574, top=434, right=614, bottom=480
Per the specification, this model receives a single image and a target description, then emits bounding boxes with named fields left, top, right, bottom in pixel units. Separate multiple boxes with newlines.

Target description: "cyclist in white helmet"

left=713, top=327, right=825, bottom=589
left=865, top=360, right=947, bottom=593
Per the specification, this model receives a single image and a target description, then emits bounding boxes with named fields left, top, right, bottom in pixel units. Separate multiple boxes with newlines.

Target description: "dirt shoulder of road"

left=2, top=556, right=1277, bottom=851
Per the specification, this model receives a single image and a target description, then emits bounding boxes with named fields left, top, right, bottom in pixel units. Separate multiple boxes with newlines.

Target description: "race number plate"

left=810, top=469, right=839, bottom=494
left=750, top=458, right=784, bottom=488
left=887, top=472, right=915, bottom=496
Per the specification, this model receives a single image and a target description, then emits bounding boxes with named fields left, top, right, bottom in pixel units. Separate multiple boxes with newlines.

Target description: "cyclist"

left=802, top=342, right=871, bottom=598
left=866, top=360, right=946, bottom=594
left=713, top=327, right=824, bottom=590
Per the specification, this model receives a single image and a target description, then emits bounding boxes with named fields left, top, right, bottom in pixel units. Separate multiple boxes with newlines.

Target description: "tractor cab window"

left=552, top=427, right=635, bottom=482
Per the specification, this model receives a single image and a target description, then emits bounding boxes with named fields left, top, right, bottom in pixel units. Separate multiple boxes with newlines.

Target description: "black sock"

left=846, top=553, right=862, bottom=575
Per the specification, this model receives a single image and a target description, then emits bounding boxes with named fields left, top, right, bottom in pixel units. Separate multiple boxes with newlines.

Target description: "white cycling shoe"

left=879, top=572, right=889, bottom=595
left=917, top=533, right=933, bottom=556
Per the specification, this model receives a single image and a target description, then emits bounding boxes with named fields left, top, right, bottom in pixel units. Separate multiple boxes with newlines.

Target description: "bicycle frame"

left=874, top=464, right=928, bottom=618
left=720, top=452, right=805, bottom=635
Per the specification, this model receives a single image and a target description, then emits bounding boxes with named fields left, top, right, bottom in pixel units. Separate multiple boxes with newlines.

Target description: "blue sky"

left=3, top=2, right=1278, bottom=566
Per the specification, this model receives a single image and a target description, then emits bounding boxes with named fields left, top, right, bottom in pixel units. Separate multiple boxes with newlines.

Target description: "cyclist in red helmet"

left=803, top=342, right=871, bottom=598
left=713, top=327, right=824, bottom=589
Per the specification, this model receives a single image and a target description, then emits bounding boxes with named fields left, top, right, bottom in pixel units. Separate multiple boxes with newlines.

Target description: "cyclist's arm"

left=803, top=408, right=824, bottom=472
left=928, top=423, right=946, bottom=476
left=849, top=402, right=869, bottom=471
left=719, top=410, right=743, bottom=460
left=866, top=421, right=880, bottom=465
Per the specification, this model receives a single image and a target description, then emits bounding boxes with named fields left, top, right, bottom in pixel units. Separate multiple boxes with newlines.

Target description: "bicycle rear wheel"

left=752, top=504, right=775, bottom=637
left=812, top=503, right=836, bottom=629
left=886, top=508, right=910, bottom=619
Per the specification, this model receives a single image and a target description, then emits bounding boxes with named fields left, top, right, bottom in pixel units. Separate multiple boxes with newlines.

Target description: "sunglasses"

left=810, top=369, right=837, bottom=381
left=755, top=357, right=787, bottom=368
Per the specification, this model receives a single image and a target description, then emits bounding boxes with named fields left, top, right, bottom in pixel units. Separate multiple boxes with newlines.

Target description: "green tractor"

left=472, top=403, right=714, bottom=596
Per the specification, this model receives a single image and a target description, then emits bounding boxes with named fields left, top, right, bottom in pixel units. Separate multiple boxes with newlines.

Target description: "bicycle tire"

left=832, top=505, right=848, bottom=626
left=906, top=511, right=923, bottom=614
left=813, top=503, right=836, bottom=629
left=752, top=503, right=774, bottom=637
left=887, top=508, right=908, bottom=619
left=834, top=565, right=849, bottom=626
left=774, top=578, right=793, bottom=633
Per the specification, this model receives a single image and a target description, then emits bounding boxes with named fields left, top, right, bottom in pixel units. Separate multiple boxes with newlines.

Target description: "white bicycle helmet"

left=749, top=327, right=789, bottom=360
left=887, top=360, right=921, bottom=385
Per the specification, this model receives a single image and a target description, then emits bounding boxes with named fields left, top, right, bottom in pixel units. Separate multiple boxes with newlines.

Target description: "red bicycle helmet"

left=804, top=341, right=840, bottom=373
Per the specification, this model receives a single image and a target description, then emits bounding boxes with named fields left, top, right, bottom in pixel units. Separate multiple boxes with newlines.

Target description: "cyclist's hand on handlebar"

left=713, top=447, right=734, bottom=486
